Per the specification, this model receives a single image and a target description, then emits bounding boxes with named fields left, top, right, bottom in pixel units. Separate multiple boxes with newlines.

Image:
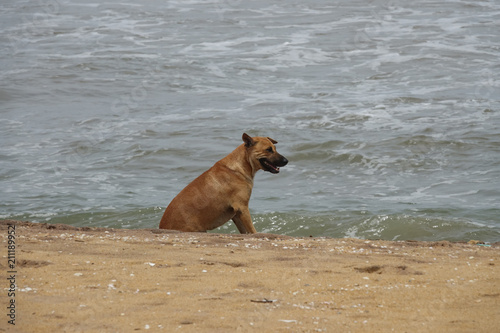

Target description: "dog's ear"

left=267, top=137, right=278, bottom=144
left=242, top=133, right=255, bottom=147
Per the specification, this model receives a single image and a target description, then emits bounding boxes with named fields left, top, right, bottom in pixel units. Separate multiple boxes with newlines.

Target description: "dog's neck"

left=218, top=144, right=257, bottom=183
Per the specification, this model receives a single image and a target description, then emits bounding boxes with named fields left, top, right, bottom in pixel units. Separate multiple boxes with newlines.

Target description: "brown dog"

left=159, top=133, right=288, bottom=233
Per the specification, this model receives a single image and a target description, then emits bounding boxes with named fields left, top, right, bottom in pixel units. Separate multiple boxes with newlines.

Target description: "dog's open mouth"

left=259, top=158, right=281, bottom=174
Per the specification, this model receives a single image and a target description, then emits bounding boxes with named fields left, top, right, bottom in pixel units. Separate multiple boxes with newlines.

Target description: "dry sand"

left=1, top=219, right=499, bottom=332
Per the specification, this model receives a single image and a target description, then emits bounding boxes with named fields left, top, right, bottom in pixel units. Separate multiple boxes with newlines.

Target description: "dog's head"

left=242, top=133, right=288, bottom=174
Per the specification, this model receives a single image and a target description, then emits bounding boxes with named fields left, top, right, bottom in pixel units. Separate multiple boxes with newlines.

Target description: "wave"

left=4, top=206, right=499, bottom=243
left=216, top=211, right=500, bottom=243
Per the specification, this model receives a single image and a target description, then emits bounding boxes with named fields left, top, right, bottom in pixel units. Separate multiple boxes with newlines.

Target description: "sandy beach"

left=1, top=219, right=499, bottom=332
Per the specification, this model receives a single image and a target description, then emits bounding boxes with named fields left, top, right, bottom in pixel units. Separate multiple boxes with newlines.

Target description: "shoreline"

left=1, top=219, right=499, bottom=332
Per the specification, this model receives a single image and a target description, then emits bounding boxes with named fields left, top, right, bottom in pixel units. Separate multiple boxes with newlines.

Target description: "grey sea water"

left=1, top=0, right=499, bottom=242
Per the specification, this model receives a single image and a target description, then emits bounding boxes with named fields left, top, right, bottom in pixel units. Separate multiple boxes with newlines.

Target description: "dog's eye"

left=266, top=147, right=273, bottom=153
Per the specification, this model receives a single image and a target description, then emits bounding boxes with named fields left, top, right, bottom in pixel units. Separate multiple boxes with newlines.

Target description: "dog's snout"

left=279, top=155, right=288, bottom=166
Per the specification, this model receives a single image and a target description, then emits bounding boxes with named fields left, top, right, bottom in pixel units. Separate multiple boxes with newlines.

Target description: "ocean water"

left=1, top=0, right=499, bottom=242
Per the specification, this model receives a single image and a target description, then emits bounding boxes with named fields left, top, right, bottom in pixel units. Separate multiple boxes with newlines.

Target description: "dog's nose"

left=281, top=156, right=288, bottom=166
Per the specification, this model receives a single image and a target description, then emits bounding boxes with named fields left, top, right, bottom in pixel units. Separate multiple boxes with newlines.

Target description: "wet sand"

left=1, top=219, right=499, bottom=332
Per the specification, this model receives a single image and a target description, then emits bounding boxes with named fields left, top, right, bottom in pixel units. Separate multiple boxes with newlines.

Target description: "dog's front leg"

left=232, top=208, right=257, bottom=234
